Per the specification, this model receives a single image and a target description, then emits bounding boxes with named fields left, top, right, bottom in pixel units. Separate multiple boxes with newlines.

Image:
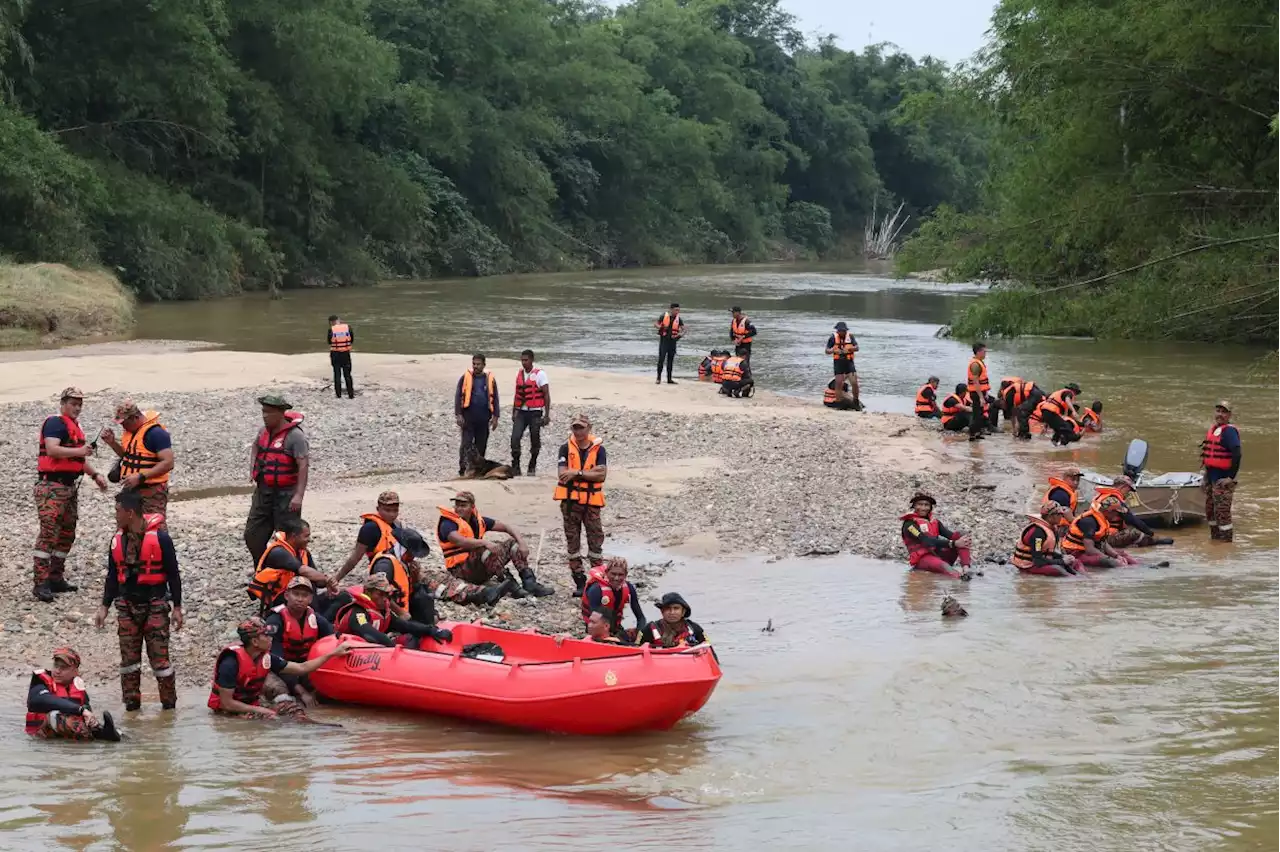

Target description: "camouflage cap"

left=60, top=387, right=85, bottom=400
left=114, top=398, right=143, bottom=423
left=377, top=490, right=401, bottom=506
left=1062, top=466, right=1082, bottom=477
left=452, top=490, right=476, bottom=505
left=1215, top=400, right=1231, bottom=412
left=286, top=576, right=314, bottom=592
left=237, top=616, right=276, bottom=640
left=256, top=394, right=291, bottom=409
left=363, top=573, right=394, bottom=594
left=569, top=413, right=591, bottom=427
left=1039, top=499, right=1068, bottom=517
left=52, top=646, right=81, bottom=667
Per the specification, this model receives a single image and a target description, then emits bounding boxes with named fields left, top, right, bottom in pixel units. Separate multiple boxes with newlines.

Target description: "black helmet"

left=658, top=592, right=692, bottom=619
left=394, top=526, right=430, bottom=559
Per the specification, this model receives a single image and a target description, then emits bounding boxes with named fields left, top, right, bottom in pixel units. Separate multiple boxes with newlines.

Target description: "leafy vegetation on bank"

left=0, top=0, right=986, bottom=300
left=896, top=0, right=1278, bottom=344
left=0, top=262, right=134, bottom=346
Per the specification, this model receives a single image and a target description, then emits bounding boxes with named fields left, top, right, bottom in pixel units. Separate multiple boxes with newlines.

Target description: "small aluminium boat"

left=307, top=621, right=722, bottom=735
left=1082, top=438, right=1206, bottom=526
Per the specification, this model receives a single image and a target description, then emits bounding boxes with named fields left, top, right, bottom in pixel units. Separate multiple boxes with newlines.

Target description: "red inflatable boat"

left=307, top=621, right=721, bottom=735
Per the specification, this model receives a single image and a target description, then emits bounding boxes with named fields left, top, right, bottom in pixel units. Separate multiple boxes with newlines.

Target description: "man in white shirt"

left=511, top=349, right=551, bottom=476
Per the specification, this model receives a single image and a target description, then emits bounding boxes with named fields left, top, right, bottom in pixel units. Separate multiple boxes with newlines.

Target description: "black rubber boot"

left=481, top=578, right=518, bottom=606
left=510, top=453, right=522, bottom=477
left=124, top=701, right=141, bottom=712
left=527, top=453, right=538, bottom=476
left=505, top=569, right=529, bottom=599
left=520, top=569, right=555, bottom=598
left=1152, top=536, right=1175, bottom=546
left=571, top=571, right=587, bottom=597
left=33, top=583, right=54, bottom=603
left=95, top=710, right=122, bottom=742
left=49, top=579, right=78, bottom=593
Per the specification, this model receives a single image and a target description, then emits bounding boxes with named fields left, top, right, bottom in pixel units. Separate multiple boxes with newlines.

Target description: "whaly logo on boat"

left=345, top=651, right=383, bottom=672
left=604, top=670, right=617, bottom=687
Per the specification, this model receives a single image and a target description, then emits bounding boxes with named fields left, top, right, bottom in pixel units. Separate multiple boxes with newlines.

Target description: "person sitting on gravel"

left=900, top=493, right=974, bottom=579
left=586, top=608, right=629, bottom=644
left=940, top=384, right=972, bottom=433
left=1060, top=496, right=1139, bottom=568
left=248, top=519, right=335, bottom=615
left=1011, top=501, right=1080, bottom=577
left=718, top=345, right=755, bottom=398
left=209, top=617, right=351, bottom=718
left=263, top=577, right=335, bottom=709
left=915, top=377, right=941, bottom=418
left=26, top=647, right=120, bottom=742
left=580, top=557, right=646, bottom=640
left=332, top=574, right=452, bottom=649
left=333, top=491, right=401, bottom=585
left=98, top=399, right=175, bottom=518
left=435, top=490, right=554, bottom=604
left=638, top=593, right=707, bottom=648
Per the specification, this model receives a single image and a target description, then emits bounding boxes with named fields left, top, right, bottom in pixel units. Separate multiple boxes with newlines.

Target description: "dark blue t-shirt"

left=438, top=516, right=497, bottom=541
left=140, top=426, right=172, bottom=452
left=41, top=415, right=71, bottom=442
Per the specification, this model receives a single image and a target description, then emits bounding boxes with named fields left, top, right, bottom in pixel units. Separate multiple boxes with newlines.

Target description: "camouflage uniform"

left=562, top=501, right=604, bottom=582
left=136, top=482, right=170, bottom=522
left=31, top=711, right=95, bottom=742
left=33, top=480, right=79, bottom=587
left=424, top=540, right=528, bottom=604
left=1106, top=527, right=1155, bottom=549
left=1205, top=478, right=1236, bottom=541
left=116, top=599, right=177, bottom=709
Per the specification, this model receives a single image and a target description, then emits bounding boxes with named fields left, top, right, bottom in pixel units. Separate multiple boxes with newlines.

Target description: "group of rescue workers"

left=683, top=305, right=757, bottom=398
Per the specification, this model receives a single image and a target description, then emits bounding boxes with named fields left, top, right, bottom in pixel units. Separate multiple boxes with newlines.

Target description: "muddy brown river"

left=3, top=267, right=1275, bottom=850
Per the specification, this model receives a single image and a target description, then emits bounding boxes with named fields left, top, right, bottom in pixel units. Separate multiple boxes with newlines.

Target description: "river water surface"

left=3, top=267, right=1274, bottom=851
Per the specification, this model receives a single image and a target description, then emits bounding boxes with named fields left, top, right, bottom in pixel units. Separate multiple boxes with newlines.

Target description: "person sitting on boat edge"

left=333, top=490, right=402, bottom=585
left=247, top=518, right=336, bottom=616
left=581, top=557, right=647, bottom=641
left=1061, top=496, right=1139, bottom=569
left=333, top=573, right=452, bottom=649
left=586, top=609, right=630, bottom=644
left=365, top=525, right=432, bottom=615
left=900, top=493, right=974, bottom=579
left=1091, top=476, right=1171, bottom=548
left=638, top=593, right=707, bottom=648
left=209, top=617, right=350, bottom=718
left=26, top=647, right=120, bottom=742
left=263, top=576, right=335, bottom=709
left=1011, top=501, right=1080, bottom=577
left=435, top=491, right=553, bottom=604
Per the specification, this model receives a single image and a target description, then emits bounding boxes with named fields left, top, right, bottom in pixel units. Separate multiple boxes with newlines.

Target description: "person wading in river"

left=1090, top=477, right=1172, bottom=548
left=729, top=306, right=757, bottom=362
left=965, top=343, right=990, bottom=441
left=25, top=647, right=120, bottom=742
left=557, top=414, right=609, bottom=595
left=1200, top=400, right=1242, bottom=542
left=455, top=354, right=499, bottom=477
left=654, top=303, right=684, bottom=384
left=209, top=617, right=350, bottom=718
left=1011, top=501, right=1079, bottom=576
left=327, top=314, right=355, bottom=399
left=1060, top=496, right=1139, bottom=568
left=825, top=322, right=862, bottom=410
left=511, top=349, right=551, bottom=476
left=34, top=387, right=109, bottom=602
left=245, top=394, right=309, bottom=562
left=99, top=399, right=175, bottom=520
left=262, top=577, right=335, bottom=710
left=900, top=493, right=974, bottom=578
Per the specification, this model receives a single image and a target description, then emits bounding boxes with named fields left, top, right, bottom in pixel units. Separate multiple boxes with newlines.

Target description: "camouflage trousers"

left=1205, top=478, right=1236, bottom=541
left=33, top=480, right=79, bottom=586
left=424, top=540, right=527, bottom=604
left=30, top=711, right=95, bottom=741
left=136, top=482, right=170, bottom=524
left=1106, top=527, right=1156, bottom=549
left=117, top=598, right=177, bottom=708
left=561, top=501, right=604, bottom=577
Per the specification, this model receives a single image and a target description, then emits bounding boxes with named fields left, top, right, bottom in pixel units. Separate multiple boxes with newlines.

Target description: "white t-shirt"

left=517, top=368, right=549, bottom=410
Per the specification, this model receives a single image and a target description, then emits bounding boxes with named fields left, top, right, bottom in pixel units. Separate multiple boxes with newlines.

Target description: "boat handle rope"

left=1129, top=486, right=1185, bottom=525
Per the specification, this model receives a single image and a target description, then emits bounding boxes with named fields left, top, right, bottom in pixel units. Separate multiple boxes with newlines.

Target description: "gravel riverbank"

left=0, top=347, right=1029, bottom=695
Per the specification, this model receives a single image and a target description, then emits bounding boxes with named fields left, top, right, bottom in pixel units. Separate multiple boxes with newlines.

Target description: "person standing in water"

left=824, top=322, right=862, bottom=410
left=654, top=303, right=684, bottom=384
left=1200, top=400, right=1242, bottom=542
left=327, top=315, right=355, bottom=399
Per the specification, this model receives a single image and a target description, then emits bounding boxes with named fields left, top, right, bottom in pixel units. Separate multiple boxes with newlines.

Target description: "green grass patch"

left=0, top=262, right=135, bottom=347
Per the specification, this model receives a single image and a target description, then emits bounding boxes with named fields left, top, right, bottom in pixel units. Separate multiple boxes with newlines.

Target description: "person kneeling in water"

left=901, top=493, right=974, bottom=578
left=718, top=345, right=755, bottom=398
left=586, top=608, right=630, bottom=644
left=639, top=593, right=707, bottom=648
left=26, top=647, right=120, bottom=742
left=333, top=574, right=453, bottom=649
left=1092, top=477, right=1171, bottom=548
left=209, top=617, right=350, bottom=718
left=1011, top=501, right=1080, bottom=576
left=1061, top=496, right=1139, bottom=568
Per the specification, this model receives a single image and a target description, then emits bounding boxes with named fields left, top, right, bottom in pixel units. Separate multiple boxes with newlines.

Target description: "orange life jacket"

left=553, top=439, right=606, bottom=506
left=334, top=591, right=391, bottom=635
left=207, top=645, right=271, bottom=710
left=656, top=312, right=683, bottom=338
left=272, top=604, right=321, bottom=662
left=437, top=506, right=488, bottom=569
left=369, top=552, right=412, bottom=608
left=460, top=371, right=497, bottom=414
left=329, top=322, right=352, bottom=353
left=1080, top=409, right=1101, bottom=431
left=359, top=513, right=398, bottom=562
left=1045, top=477, right=1078, bottom=514
left=1043, top=389, right=1075, bottom=418
left=111, top=513, right=168, bottom=588
left=710, top=355, right=728, bottom=383
left=37, top=415, right=86, bottom=476
left=720, top=356, right=745, bottom=383
left=25, top=669, right=88, bottom=734
left=830, top=331, right=857, bottom=359
left=1002, top=380, right=1035, bottom=409
left=900, top=513, right=946, bottom=566
left=1200, top=424, right=1237, bottom=470
left=824, top=378, right=851, bottom=406
left=251, top=412, right=304, bottom=488
left=580, top=564, right=631, bottom=625
left=940, top=394, right=966, bottom=427
left=966, top=357, right=990, bottom=394
left=120, top=412, right=170, bottom=484
left=513, top=368, right=547, bottom=409
left=1062, top=508, right=1111, bottom=553
left=698, top=357, right=713, bottom=380
left=730, top=315, right=754, bottom=344
left=914, top=384, right=938, bottom=415
left=247, top=532, right=315, bottom=603
left=1012, top=517, right=1058, bottom=569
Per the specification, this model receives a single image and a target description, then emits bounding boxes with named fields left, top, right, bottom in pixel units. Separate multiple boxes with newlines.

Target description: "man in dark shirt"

left=1202, top=400, right=1242, bottom=542
left=211, top=617, right=350, bottom=717
left=455, top=354, right=499, bottom=476
left=94, top=489, right=183, bottom=711
left=263, top=577, right=335, bottom=708
left=638, top=593, right=708, bottom=648
left=654, top=303, right=684, bottom=384
left=327, top=314, right=355, bottom=399
left=26, top=647, right=120, bottom=742
left=250, top=518, right=335, bottom=613
left=333, top=573, right=452, bottom=648
left=334, top=491, right=401, bottom=583
left=98, top=399, right=175, bottom=517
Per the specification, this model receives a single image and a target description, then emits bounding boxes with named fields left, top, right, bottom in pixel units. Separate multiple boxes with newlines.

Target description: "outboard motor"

left=1122, top=438, right=1149, bottom=479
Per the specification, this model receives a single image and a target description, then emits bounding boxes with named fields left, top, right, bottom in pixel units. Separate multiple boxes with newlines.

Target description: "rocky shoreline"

left=1, top=350, right=1029, bottom=695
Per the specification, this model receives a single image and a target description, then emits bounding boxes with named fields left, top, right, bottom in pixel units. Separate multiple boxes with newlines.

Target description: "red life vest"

left=37, top=415, right=86, bottom=476
left=1012, top=517, right=1058, bottom=570
left=900, top=513, right=945, bottom=566
left=334, top=592, right=390, bottom=635
left=250, top=412, right=304, bottom=488
left=272, top=604, right=321, bottom=662
left=25, top=669, right=88, bottom=734
left=645, top=621, right=693, bottom=648
left=207, top=645, right=271, bottom=710
left=580, top=565, right=631, bottom=625
left=1201, top=424, right=1237, bottom=470
left=111, top=513, right=168, bottom=587
left=514, top=368, right=548, bottom=409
